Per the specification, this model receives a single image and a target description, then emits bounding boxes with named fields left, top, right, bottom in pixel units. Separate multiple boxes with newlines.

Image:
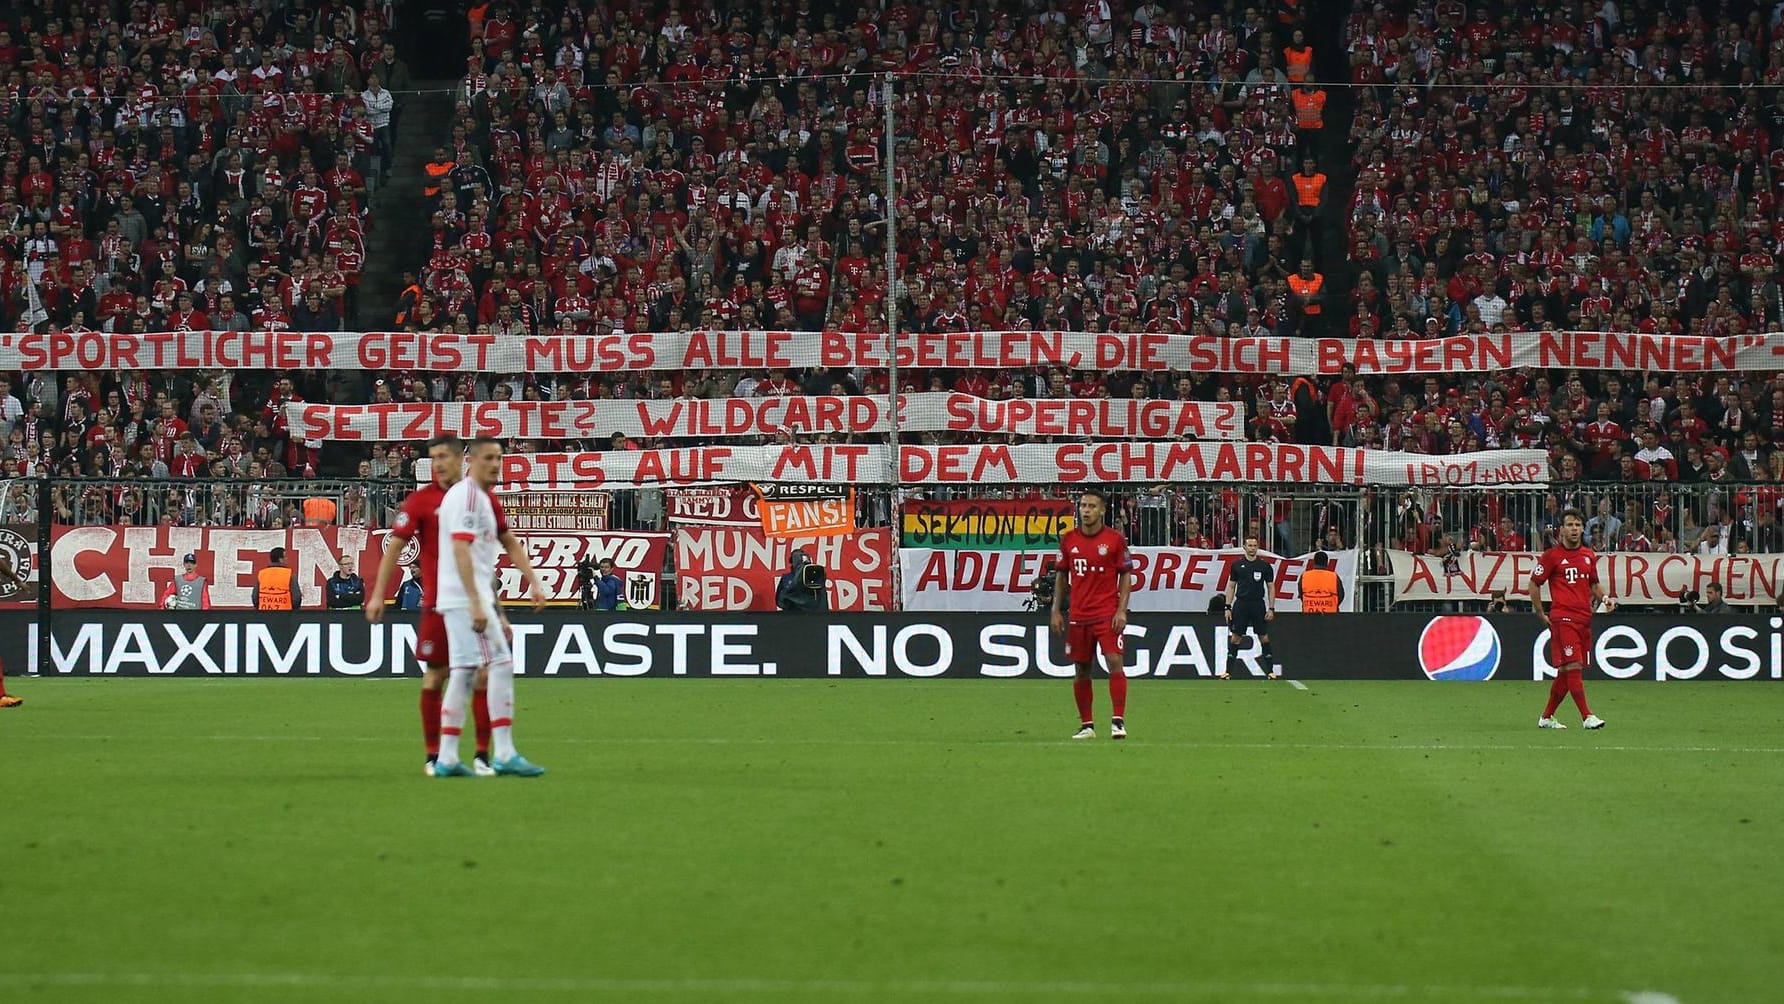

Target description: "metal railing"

left=13, top=479, right=1780, bottom=555
left=11, top=477, right=1782, bottom=615
left=32, top=478, right=412, bottom=529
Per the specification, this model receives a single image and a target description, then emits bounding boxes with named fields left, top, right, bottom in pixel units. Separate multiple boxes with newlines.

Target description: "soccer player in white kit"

left=433, top=437, right=548, bottom=777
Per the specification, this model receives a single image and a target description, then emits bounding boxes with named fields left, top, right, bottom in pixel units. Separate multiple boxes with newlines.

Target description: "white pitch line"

left=1623, top=993, right=1684, bottom=1004
left=0, top=971, right=1639, bottom=1000
left=30, top=734, right=1784, bottom=754
left=1288, top=679, right=1310, bottom=691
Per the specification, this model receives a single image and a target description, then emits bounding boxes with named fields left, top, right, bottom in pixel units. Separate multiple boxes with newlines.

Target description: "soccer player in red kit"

left=1529, top=509, right=1611, bottom=730
left=366, top=435, right=495, bottom=774
left=1051, top=489, right=1135, bottom=740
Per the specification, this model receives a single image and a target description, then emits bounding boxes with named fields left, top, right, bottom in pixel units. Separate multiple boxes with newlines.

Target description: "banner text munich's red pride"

left=287, top=395, right=1246, bottom=441
left=413, top=443, right=1550, bottom=488
left=5, top=328, right=1779, bottom=374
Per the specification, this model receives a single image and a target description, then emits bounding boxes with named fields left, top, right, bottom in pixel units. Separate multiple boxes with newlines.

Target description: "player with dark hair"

left=1530, top=508, right=1611, bottom=730
left=1222, top=534, right=1281, bottom=679
left=1051, top=489, right=1135, bottom=740
left=367, top=434, right=496, bottom=775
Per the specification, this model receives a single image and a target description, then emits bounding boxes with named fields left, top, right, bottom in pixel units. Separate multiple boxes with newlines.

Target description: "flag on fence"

left=22, top=276, right=47, bottom=331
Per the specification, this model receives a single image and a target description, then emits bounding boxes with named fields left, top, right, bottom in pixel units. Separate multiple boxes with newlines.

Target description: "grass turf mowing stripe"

left=28, top=733, right=1784, bottom=754
left=0, top=971, right=1657, bottom=1000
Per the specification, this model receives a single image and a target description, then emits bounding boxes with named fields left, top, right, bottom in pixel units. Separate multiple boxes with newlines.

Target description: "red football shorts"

left=417, top=609, right=449, bottom=668
left=1548, top=619, right=1592, bottom=669
left=1064, top=620, right=1124, bottom=663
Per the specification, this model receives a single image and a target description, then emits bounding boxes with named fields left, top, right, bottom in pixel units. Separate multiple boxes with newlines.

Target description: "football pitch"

left=4, top=679, right=1781, bottom=1004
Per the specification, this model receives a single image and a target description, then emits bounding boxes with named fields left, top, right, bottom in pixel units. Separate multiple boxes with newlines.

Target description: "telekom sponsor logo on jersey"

left=1417, top=616, right=1502, bottom=681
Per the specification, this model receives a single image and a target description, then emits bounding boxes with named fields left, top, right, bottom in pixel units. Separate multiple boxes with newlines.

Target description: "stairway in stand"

left=358, top=82, right=456, bottom=329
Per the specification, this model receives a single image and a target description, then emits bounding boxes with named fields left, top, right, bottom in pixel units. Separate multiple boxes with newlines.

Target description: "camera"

left=777, top=549, right=829, bottom=612
left=572, top=557, right=597, bottom=610
left=1025, top=556, right=1059, bottom=612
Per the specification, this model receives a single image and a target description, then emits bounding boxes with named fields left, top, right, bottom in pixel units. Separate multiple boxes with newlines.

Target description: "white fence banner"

left=900, top=546, right=1359, bottom=612
left=1390, top=549, right=1784, bottom=606
left=413, top=443, right=1550, bottom=488
left=286, top=395, right=1246, bottom=441
left=5, top=327, right=1778, bottom=374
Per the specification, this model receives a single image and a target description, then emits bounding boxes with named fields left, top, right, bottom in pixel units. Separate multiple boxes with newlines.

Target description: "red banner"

left=666, top=486, right=761, bottom=526
left=4, top=328, right=1777, bottom=374
left=673, top=527, right=894, bottom=611
left=48, top=525, right=665, bottom=609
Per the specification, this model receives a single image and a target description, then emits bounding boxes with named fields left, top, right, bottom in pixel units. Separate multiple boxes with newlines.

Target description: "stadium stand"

left=3, top=0, right=1784, bottom=574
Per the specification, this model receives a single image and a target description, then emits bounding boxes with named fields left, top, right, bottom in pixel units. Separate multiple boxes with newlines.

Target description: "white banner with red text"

left=48, top=525, right=667, bottom=609
left=415, top=443, right=1550, bottom=488
left=673, top=527, right=895, bottom=612
left=285, top=394, right=1246, bottom=441
left=900, top=546, right=1358, bottom=612
left=1390, top=549, right=1784, bottom=607
left=4, top=328, right=1780, bottom=374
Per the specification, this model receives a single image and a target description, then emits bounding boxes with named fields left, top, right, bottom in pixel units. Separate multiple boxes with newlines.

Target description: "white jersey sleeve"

left=434, top=479, right=499, bottom=612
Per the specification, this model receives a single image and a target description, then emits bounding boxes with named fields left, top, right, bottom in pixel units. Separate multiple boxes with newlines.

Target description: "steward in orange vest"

left=423, top=148, right=454, bottom=199
left=1299, top=552, right=1342, bottom=613
left=1287, top=260, right=1325, bottom=317
left=1283, top=32, right=1314, bottom=84
left=393, top=272, right=425, bottom=325
left=1291, top=158, right=1327, bottom=211
left=254, top=547, right=301, bottom=610
left=1291, top=85, right=1326, bottom=131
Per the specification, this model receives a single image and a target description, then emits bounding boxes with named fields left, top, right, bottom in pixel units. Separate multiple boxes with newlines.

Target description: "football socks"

left=438, top=668, right=473, bottom=764
left=1563, top=669, right=1591, bottom=717
left=472, top=689, right=492, bottom=757
left=488, top=660, right=518, bottom=763
left=420, top=688, right=443, bottom=757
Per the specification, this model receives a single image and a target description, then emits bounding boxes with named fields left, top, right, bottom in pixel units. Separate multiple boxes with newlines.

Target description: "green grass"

left=3, top=679, right=1783, bottom=1004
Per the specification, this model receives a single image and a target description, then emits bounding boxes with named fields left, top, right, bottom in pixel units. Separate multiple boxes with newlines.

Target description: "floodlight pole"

left=883, top=71, right=900, bottom=473
left=883, top=72, right=905, bottom=607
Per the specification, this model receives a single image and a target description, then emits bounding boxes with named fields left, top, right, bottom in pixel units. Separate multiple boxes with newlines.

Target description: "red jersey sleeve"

left=390, top=492, right=426, bottom=541
left=1531, top=550, right=1552, bottom=585
left=490, top=490, right=509, bottom=536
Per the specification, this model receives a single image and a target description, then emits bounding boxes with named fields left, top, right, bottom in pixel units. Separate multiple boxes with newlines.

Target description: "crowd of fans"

left=5, top=0, right=1784, bottom=559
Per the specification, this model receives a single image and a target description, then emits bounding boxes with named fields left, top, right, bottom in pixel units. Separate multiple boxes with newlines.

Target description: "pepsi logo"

left=1418, top=616, right=1502, bottom=681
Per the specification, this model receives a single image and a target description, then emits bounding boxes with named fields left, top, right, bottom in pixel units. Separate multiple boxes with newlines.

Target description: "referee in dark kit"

left=1222, top=533, right=1281, bottom=679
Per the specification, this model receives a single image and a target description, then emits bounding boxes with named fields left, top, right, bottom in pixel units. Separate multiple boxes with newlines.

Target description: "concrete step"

left=359, top=83, right=459, bottom=326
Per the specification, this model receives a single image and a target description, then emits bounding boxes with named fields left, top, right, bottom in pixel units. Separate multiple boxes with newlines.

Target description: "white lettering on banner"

left=286, top=395, right=1246, bottom=441
left=493, top=532, right=666, bottom=607
left=51, top=525, right=371, bottom=608
left=1529, top=621, right=1784, bottom=680
left=7, top=328, right=1781, bottom=374
left=666, top=487, right=759, bottom=526
left=29, top=615, right=1784, bottom=681
left=48, top=524, right=662, bottom=609
left=428, top=444, right=1549, bottom=488
left=1390, top=550, right=1784, bottom=606
left=673, top=527, right=894, bottom=612
left=899, top=548, right=1359, bottom=612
